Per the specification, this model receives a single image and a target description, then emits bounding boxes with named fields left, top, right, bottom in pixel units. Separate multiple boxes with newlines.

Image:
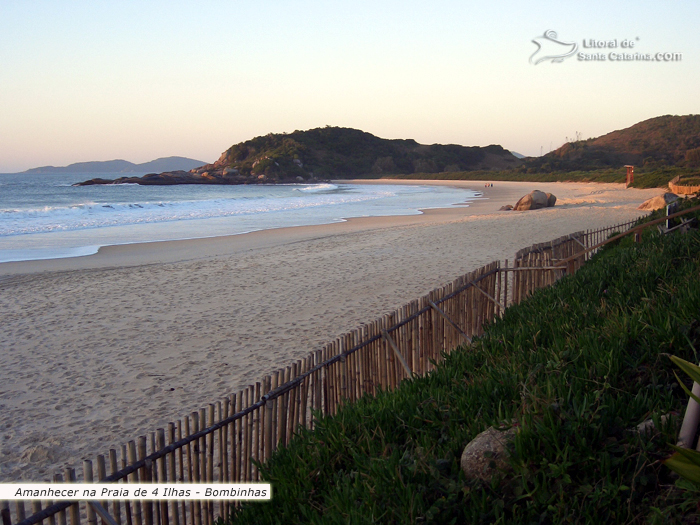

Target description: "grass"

left=676, top=176, right=700, bottom=187
left=223, top=220, right=700, bottom=524
left=375, top=166, right=698, bottom=189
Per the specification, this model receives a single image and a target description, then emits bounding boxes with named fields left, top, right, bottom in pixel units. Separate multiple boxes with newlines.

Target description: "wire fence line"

left=2, top=218, right=642, bottom=525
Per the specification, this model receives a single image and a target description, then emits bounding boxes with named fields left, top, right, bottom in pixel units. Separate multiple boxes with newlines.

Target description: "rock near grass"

left=460, top=426, right=517, bottom=483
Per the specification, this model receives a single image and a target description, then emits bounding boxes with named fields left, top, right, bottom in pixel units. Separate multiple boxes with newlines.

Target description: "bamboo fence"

left=669, top=179, right=700, bottom=195
left=2, top=219, right=642, bottom=525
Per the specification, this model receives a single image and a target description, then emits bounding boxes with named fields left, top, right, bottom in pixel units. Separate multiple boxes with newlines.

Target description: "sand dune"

left=0, top=180, right=662, bottom=481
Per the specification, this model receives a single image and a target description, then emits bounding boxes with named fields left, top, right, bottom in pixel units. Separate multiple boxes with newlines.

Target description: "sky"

left=1, top=0, right=699, bottom=172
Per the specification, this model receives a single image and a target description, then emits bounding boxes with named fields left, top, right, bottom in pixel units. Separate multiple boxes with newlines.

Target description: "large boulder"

left=514, top=190, right=555, bottom=211
left=638, top=193, right=680, bottom=211
left=460, top=426, right=517, bottom=483
left=513, top=193, right=534, bottom=211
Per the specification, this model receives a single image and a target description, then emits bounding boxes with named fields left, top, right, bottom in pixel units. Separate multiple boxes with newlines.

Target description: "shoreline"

left=0, top=180, right=662, bottom=482
left=1, top=179, right=561, bottom=278
left=2, top=179, right=485, bottom=275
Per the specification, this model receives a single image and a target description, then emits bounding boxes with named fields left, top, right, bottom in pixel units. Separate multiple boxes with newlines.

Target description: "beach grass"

left=378, top=166, right=697, bottom=189
left=224, top=208, right=700, bottom=524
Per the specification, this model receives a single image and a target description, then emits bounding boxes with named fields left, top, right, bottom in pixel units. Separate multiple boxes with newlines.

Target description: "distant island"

left=27, top=156, right=206, bottom=174
left=74, top=127, right=521, bottom=186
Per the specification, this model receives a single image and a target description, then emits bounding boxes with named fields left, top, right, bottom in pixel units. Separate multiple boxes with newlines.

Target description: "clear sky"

left=1, top=0, right=698, bottom=172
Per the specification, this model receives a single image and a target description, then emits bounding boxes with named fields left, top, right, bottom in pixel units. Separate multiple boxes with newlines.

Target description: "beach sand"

left=0, top=180, right=662, bottom=481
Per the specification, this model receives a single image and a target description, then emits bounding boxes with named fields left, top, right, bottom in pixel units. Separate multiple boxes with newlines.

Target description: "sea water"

left=0, top=172, right=482, bottom=263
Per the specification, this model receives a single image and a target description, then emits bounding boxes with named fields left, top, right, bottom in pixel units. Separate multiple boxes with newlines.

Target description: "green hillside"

left=527, top=114, right=700, bottom=171
left=198, top=116, right=700, bottom=186
left=78, top=116, right=700, bottom=187
left=197, top=127, right=521, bottom=182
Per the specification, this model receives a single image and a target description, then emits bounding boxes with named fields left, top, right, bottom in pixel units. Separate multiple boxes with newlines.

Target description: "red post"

left=625, top=165, right=634, bottom=187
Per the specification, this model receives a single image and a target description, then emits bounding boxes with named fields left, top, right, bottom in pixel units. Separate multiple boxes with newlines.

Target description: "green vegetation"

left=686, top=148, right=700, bottom=168
left=225, top=217, right=700, bottom=523
left=634, top=196, right=700, bottom=233
left=206, top=116, right=700, bottom=186
left=217, top=127, right=518, bottom=180
left=664, top=356, right=700, bottom=488
left=382, top=166, right=697, bottom=189
left=530, top=115, right=700, bottom=171
left=674, top=172, right=700, bottom=187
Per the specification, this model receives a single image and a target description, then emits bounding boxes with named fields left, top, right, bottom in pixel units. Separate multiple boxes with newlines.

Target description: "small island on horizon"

left=25, top=156, right=206, bottom=175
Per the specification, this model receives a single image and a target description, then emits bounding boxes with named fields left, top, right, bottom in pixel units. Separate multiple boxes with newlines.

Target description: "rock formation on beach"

left=74, top=170, right=260, bottom=186
left=637, top=192, right=680, bottom=211
left=74, top=169, right=321, bottom=187
left=511, top=190, right=557, bottom=211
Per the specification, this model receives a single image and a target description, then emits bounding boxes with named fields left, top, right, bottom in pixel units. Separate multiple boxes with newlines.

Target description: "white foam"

left=0, top=245, right=100, bottom=263
left=0, top=182, right=482, bottom=261
left=0, top=188, right=396, bottom=236
left=296, top=183, right=339, bottom=193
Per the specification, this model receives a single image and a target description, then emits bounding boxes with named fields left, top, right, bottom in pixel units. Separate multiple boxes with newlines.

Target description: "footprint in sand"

left=142, top=385, right=161, bottom=396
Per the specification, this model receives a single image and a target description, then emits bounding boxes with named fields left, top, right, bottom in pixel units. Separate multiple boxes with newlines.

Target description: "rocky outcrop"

left=75, top=171, right=200, bottom=186
left=73, top=127, right=523, bottom=186
left=513, top=190, right=557, bottom=211
left=637, top=193, right=680, bottom=211
left=73, top=127, right=524, bottom=186
left=74, top=169, right=319, bottom=186
left=460, top=426, right=517, bottom=483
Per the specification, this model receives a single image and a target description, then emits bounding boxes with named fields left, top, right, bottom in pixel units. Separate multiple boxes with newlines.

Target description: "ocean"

left=0, top=172, right=482, bottom=263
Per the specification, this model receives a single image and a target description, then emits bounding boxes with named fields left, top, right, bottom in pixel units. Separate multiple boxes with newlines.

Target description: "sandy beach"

left=0, top=180, right=662, bottom=482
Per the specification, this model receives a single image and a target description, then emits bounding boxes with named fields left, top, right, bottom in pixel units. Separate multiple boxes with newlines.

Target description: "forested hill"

left=528, top=114, right=700, bottom=171
left=194, top=127, right=521, bottom=182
